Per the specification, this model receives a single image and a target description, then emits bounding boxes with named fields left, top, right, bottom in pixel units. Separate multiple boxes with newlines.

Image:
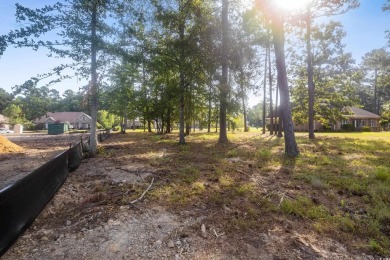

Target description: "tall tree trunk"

left=219, top=0, right=229, bottom=143
left=374, top=68, right=378, bottom=114
left=166, top=108, right=171, bottom=133
left=186, top=86, right=192, bottom=136
left=89, top=4, right=98, bottom=155
left=155, top=118, right=160, bottom=134
left=215, top=113, right=219, bottom=133
left=208, top=83, right=212, bottom=133
left=240, top=70, right=248, bottom=132
left=243, top=98, right=248, bottom=132
left=142, top=54, right=147, bottom=133
left=262, top=49, right=267, bottom=134
left=186, top=122, right=190, bottom=136
left=121, top=113, right=127, bottom=134
left=147, top=118, right=152, bottom=132
left=272, top=14, right=299, bottom=157
left=268, top=46, right=274, bottom=135
left=179, top=22, right=186, bottom=144
left=306, top=11, right=315, bottom=139
left=161, top=113, right=165, bottom=134
left=276, top=82, right=283, bottom=137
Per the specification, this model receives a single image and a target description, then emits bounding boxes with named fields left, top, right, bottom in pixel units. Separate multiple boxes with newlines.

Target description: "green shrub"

left=321, top=124, right=332, bottom=132
left=341, top=124, right=355, bottom=132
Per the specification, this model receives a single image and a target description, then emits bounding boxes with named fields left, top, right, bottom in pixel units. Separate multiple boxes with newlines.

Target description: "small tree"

left=2, top=104, right=26, bottom=125
left=3, top=0, right=115, bottom=155
left=97, top=110, right=115, bottom=130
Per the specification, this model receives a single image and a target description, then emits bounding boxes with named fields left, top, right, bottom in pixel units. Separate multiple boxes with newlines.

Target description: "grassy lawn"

left=102, top=130, right=390, bottom=256
left=307, top=131, right=390, bottom=142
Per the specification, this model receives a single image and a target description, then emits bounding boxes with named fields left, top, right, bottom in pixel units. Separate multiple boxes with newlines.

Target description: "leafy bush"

left=97, top=110, right=115, bottom=129
left=341, top=124, right=355, bottom=131
left=361, top=126, right=371, bottom=132
left=321, top=124, right=332, bottom=132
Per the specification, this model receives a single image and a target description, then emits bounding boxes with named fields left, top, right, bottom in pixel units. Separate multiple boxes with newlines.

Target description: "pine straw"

left=0, top=136, right=23, bottom=154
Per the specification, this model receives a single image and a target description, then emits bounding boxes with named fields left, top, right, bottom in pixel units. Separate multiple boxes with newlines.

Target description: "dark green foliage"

left=341, top=124, right=355, bottom=132
left=0, top=88, right=13, bottom=113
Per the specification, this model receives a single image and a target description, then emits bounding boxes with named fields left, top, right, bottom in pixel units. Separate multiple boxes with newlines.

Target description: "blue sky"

left=0, top=0, right=389, bottom=102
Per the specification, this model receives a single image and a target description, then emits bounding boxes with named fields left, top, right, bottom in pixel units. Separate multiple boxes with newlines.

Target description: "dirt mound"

left=0, top=136, right=23, bottom=154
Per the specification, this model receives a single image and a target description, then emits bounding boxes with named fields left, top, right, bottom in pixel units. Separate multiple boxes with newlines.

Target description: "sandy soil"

left=1, top=133, right=375, bottom=259
left=0, top=133, right=88, bottom=190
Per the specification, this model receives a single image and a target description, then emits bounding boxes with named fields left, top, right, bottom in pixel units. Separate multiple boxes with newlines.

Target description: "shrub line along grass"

left=102, top=130, right=390, bottom=256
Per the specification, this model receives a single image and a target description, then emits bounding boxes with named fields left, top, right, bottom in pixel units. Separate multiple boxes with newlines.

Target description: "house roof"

left=0, top=114, right=9, bottom=123
left=342, top=106, right=381, bottom=119
left=35, top=112, right=91, bottom=124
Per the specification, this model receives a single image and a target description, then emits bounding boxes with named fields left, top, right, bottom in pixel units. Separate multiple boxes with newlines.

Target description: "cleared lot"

left=0, top=133, right=89, bottom=190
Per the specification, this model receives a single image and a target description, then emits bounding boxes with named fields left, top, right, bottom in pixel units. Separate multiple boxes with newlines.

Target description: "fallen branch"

left=277, top=194, right=285, bottom=209
left=130, top=178, right=154, bottom=204
left=213, top=229, right=225, bottom=239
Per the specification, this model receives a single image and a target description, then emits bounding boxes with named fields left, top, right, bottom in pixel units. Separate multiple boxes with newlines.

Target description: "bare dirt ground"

left=0, top=133, right=89, bottom=190
left=1, top=132, right=376, bottom=259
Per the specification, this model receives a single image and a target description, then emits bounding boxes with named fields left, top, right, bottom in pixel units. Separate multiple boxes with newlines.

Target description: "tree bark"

left=262, top=48, right=267, bottom=135
left=185, top=121, right=190, bottom=136
left=160, top=112, right=165, bottom=134
left=268, top=46, right=274, bottom=135
left=142, top=54, right=147, bottom=133
left=272, top=14, right=299, bottom=157
left=166, top=108, right=171, bottom=133
left=121, top=113, right=127, bottom=134
left=242, top=97, right=248, bottom=132
left=240, top=69, right=248, bottom=132
left=215, top=114, right=219, bottom=133
left=374, top=68, right=378, bottom=114
left=218, top=0, right=229, bottom=143
left=147, top=118, right=152, bottom=132
left=89, top=4, right=98, bottom=155
left=208, top=83, right=212, bottom=133
left=186, top=85, right=192, bottom=136
left=306, top=11, right=315, bottom=139
left=276, top=81, right=283, bottom=137
left=179, top=20, right=186, bottom=144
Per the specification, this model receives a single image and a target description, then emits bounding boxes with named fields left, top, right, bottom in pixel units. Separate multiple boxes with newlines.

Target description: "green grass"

left=113, top=130, right=390, bottom=256
left=280, top=196, right=330, bottom=220
left=291, top=132, right=390, bottom=255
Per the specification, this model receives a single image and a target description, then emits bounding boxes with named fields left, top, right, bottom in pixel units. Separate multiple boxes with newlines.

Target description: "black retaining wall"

left=0, top=131, right=108, bottom=257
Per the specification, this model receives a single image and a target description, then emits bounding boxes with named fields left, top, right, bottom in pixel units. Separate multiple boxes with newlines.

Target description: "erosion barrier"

left=0, top=131, right=109, bottom=257
left=98, top=129, right=110, bottom=142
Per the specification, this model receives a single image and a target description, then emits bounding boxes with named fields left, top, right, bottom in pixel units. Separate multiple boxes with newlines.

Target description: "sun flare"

left=274, top=0, right=313, bottom=12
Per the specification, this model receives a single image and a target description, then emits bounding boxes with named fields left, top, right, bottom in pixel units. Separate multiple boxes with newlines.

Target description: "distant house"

left=0, top=114, right=10, bottom=129
left=35, top=112, right=92, bottom=130
left=267, top=106, right=381, bottom=132
left=125, top=118, right=143, bottom=129
left=337, top=106, right=381, bottom=131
